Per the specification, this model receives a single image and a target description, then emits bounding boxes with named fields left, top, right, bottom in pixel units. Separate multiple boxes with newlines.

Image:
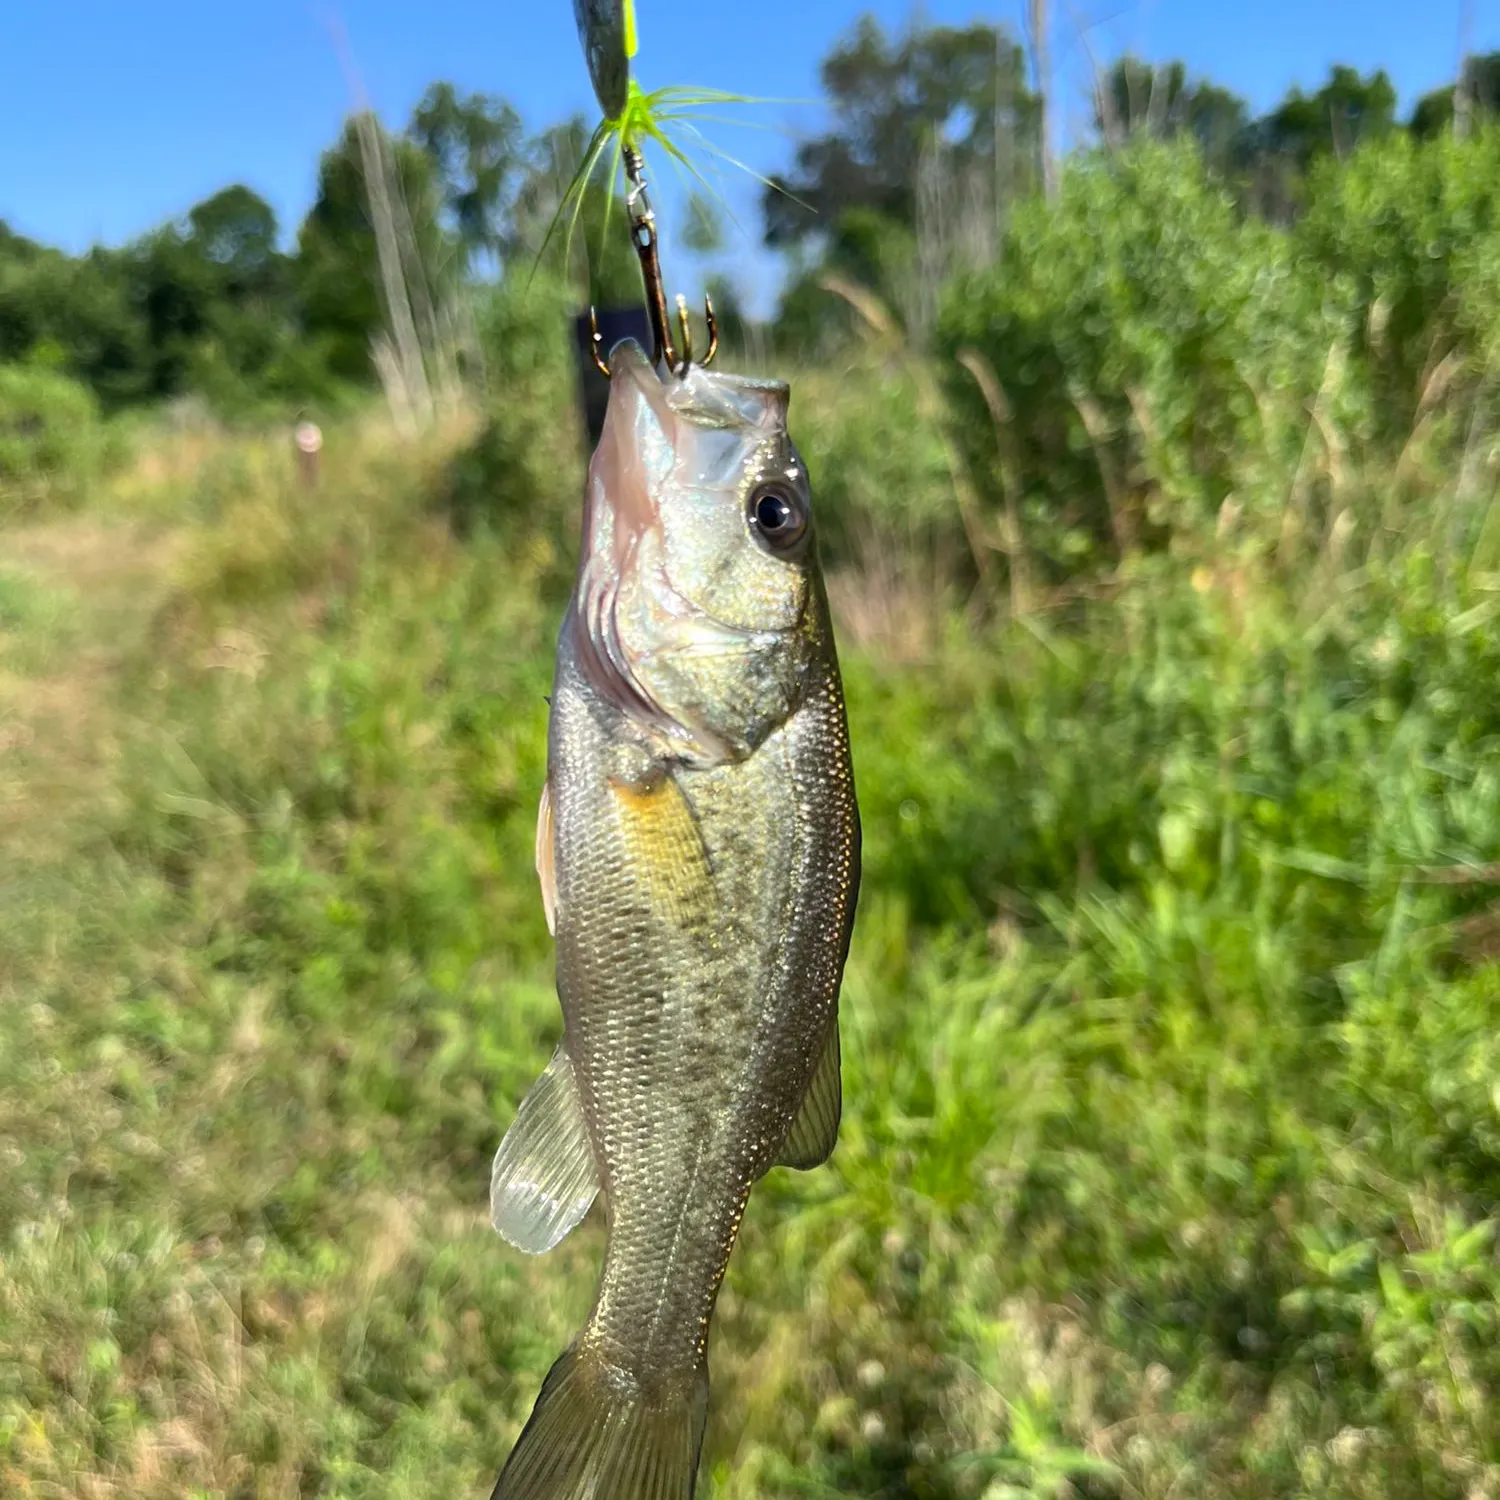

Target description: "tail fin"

left=491, top=1343, right=708, bottom=1500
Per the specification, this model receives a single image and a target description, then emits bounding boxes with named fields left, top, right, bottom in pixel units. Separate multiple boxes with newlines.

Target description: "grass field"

left=3, top=307, right=1500, bottom=1500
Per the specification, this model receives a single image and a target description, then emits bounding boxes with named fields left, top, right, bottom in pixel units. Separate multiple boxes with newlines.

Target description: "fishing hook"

left=587, top=306, right=611, bottom=379
left=588, top=145, right=719, bottom=381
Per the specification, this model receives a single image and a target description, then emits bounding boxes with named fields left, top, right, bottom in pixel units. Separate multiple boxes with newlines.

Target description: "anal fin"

left=776, top=1023, right=842, bottom=1171
left=491, top=1045, right=598, bottom=1254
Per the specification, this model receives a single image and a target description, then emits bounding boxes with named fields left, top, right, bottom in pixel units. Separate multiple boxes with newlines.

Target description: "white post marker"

left=294, top=420, right=323, bottom=489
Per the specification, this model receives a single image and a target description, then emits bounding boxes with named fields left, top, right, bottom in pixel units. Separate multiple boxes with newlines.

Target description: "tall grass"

left=1, top=132, right=1500, bottom=1500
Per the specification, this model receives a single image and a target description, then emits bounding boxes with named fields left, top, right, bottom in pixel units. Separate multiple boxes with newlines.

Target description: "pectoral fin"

left=491, top=1045, right=599, bottom=1254
left=609, top=768, right=715, bottom=923
left=776, top=1023, right=842, bottom=1171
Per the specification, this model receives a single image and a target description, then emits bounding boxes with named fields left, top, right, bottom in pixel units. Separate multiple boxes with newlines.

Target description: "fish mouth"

left=608, top=337, right=792, bottom=436
left=577, top=342, right=734, bottom=761
left=575, top=339, right=807, bottom=766
left=605, top=337, right=660, bottom=383
left=606, top=338, right=671, bottom=412
left=594, top=340, right=674, bottom=537
left=591, top=337, right=791, bottom=609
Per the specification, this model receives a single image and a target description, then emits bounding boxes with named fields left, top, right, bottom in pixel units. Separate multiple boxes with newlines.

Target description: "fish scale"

left=488, top=342, right=859, bottom=1500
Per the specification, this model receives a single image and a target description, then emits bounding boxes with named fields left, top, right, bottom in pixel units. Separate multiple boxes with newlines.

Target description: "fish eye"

left=749, top=485, right=808, bottom=552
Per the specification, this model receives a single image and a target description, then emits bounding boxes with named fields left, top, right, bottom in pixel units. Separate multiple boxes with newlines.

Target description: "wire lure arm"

left=589, top=144, right=718, bottom=381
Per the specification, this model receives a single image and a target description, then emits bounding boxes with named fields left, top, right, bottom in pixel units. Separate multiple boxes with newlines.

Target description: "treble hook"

left=586, top=145, right=719, bottom=381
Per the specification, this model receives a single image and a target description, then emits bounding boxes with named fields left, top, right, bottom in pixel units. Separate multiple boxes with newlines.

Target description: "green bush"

left=438, top=273, right=583, bottom=541
left=0, top=363, right=116, bottom=516
left=1296, top=125, right=1500, bottom=436
left=789, top=350, right=961, bottom=575
left=939, top=142, right=1353, bottom=574
left=20, top=457, right=1489, bottom=1498
left=472, top=271, right=576, bottom=397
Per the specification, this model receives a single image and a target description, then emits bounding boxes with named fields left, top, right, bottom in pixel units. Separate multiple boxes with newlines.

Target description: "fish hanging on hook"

left=478, top=15, right=860, bottom=1500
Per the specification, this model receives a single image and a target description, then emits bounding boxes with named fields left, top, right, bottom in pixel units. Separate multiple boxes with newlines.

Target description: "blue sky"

left=1, top=1, right=1493, bottom=313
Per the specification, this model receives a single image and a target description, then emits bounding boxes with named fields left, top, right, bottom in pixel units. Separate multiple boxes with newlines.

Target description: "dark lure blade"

left=573, top=0, right=631, bottom=120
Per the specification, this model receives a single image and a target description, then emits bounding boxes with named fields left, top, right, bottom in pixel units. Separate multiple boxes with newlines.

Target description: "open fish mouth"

left=571, top=345, right=737, bottom=762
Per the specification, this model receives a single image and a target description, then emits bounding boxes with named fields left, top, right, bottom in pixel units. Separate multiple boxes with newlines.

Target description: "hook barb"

left=674, top=294, right=694, bottom=373
left=702, top=293, right=719, bottom=369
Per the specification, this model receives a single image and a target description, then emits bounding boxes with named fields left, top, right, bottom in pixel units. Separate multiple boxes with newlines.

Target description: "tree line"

left=767, top=22, right=1500, bottom=351
left=0, top=83, right=637, bottom=416
left=3, top=17, right=1499, bottom=414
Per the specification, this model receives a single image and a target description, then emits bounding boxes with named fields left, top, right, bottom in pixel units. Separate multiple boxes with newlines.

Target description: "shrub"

left=0, top=362, right=116, bottom=516
left=789, top=350, right=961, bottom=576
left=438, top=273, right=583, bottom=541
left=1295, top=124, right=1500, bottom=435
left=938, top=142, right=1356, bottom=575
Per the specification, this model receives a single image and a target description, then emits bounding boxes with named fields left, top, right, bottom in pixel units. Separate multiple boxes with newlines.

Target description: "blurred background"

left=4, top=2, right=1500, bottom=1497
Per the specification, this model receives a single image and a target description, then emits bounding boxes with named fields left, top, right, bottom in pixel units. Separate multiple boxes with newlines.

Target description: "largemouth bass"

left=487, top=340, right=861, bottom=1500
